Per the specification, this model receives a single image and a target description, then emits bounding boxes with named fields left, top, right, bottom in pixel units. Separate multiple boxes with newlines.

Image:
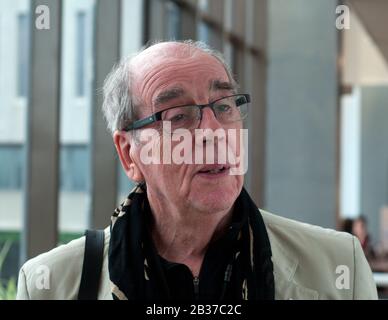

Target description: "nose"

left=198, top=106, right=223, bottom=130
left=196, top=106, right=226, bottom=149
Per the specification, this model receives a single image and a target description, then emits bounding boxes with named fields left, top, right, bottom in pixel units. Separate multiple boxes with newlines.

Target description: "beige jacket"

left=16, top=210, right=378, bottom=300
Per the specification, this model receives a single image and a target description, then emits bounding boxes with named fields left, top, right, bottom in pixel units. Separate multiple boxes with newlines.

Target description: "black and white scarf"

left=108, top=183, right=275, bottom=300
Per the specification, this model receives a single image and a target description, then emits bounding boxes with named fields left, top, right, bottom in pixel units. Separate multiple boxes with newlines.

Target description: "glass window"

left=166, top=1, right=181, bottom=40
left=0, top=146, right=23, bottom=189
left=0, top=0, right=30, bottom=300
left=17, top=13, right=28, bottom=98
left=58, top=0, right=95, bottom=242
left=75, top=11, right=86, bottom=97
left=197, top=22, right=223, bottom=51
left=117, top=0, right=143, bottom=203
left=198, top=0, right=209, bottom=11
left=197, top=21, right=209, bottom=43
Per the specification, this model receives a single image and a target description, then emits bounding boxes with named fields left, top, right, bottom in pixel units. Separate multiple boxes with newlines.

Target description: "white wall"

left=343, top=10, right=388, bottom=86
left=340, top=87, right=361, bottom=218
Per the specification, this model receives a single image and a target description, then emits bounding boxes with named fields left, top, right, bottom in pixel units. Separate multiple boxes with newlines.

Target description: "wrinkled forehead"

left=131, top=43, right=232, bottom=105
left=131, top=42, right=208, bottom=68
left=131, top=42, right=226, bottom=83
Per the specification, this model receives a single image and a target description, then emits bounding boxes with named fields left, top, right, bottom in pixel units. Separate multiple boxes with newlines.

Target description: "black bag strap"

left=78, top=229, right=105, bottom=300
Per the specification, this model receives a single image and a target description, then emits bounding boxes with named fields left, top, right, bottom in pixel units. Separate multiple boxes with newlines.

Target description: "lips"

left=196, top=164, right=230, bottom=175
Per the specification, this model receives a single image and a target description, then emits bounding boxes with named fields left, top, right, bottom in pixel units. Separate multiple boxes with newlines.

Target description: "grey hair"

left=101, top=40, right=238, bottom=135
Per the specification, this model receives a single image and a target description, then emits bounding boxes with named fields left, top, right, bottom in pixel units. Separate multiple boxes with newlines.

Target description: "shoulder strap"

left=78, top=229, right=105, bottom=300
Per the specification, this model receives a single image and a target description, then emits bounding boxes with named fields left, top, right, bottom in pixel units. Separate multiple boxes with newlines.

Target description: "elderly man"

left=16, top=40, right=377, bottom=300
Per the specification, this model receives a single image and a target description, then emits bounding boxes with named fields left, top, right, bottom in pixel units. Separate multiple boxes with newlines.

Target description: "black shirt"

left=144, top=202, right=248, bottom=301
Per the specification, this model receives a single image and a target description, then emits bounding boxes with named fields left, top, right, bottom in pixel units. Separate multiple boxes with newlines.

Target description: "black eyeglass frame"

left=122, top=93, right=251, bottom=131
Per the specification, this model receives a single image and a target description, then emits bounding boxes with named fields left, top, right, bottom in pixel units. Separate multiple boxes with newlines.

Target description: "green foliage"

left=0, top=241, right=17, bottom=300
left=0, top=230, right=83, bottom=300
left=0, top=278, right=16, bottom=300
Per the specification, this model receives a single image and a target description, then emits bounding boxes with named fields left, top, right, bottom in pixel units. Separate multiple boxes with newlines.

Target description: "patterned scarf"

left=108, top=183, right=275, bottom=300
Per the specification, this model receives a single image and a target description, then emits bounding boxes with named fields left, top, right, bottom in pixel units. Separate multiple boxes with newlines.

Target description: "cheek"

left=225, top=128, right=246, bottom=164
left=134, top=130, right=162, bottom=165
left=135, top=153, right=191, bottom=188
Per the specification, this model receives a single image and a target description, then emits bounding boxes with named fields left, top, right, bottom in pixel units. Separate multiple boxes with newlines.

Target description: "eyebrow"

left=154, top=79, right=237, bottom=107
left=154, top=86, right=186, bottom=107
left=209, top=79, right=237, bottom=92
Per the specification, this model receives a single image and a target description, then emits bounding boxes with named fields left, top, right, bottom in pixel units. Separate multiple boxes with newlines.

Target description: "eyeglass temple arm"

left=123, top=114, right=159, bottom=131
left=236, top=94, right=250, bottom=106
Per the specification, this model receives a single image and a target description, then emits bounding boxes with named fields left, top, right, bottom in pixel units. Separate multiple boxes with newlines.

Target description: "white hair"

left=101, top=40, right=237, bottom=135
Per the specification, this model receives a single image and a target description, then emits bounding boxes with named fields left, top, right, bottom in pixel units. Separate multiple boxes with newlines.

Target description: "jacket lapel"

left=268, top=230, right=319, bottom=300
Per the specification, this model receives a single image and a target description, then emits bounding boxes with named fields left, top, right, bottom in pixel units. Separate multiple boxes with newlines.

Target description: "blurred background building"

left=0, top=0, right=387, bottom=298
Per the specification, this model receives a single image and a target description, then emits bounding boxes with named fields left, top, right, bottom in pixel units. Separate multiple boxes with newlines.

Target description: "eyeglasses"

left=122, top=94, right=250, bottom=132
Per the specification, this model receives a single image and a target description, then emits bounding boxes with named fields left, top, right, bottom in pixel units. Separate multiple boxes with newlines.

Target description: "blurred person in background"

left=341, top=216, right=376, bottom=261
left=353, top=216, right=372, bottom=253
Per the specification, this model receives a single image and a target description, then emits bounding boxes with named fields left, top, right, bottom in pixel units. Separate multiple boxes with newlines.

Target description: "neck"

left=147, top=190, right=234, bottom=277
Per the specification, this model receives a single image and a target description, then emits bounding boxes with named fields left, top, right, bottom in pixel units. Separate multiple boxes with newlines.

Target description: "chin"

left=189, top=185, right=240, bottom=214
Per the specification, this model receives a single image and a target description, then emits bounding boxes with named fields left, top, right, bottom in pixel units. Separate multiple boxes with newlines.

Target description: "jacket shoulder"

left=16, top=228, right=111, bottom=300
left=261, top=209, right=352, bottom=243
left=261, top=209, right=377, bottom=299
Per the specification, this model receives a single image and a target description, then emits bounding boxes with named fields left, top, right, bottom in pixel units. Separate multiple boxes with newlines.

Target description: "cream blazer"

left=16, top=210, right=378, bottom=300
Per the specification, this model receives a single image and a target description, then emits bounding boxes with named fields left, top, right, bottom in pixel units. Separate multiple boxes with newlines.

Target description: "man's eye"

left=169, top=114, right=187, bottom=122
left=216, top=104, right=232, bottom=112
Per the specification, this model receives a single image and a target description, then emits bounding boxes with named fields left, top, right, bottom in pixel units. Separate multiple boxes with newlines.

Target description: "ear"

left=113, top=131, right=144, bottom=183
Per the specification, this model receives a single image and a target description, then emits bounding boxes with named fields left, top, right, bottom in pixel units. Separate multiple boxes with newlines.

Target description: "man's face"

left=126, top=43, right=244, bottom=214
